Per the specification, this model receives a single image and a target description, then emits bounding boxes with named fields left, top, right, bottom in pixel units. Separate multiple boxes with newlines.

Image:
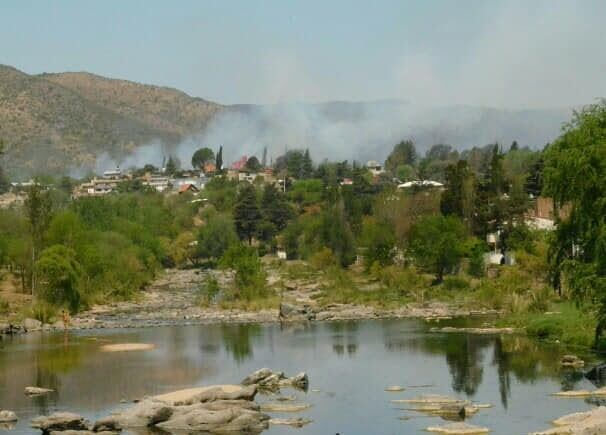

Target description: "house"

left=340, top=178, right=353, bottom=186
left=397, top=180, right=444, bottom=189
left=72, top=177, right=121, bottom=198
left=103, top=167, right=122, bottom=179
left=0, top=192, right=26, bottom=209
left=525, top=196, right=571, bottom=231
left=141, top=173, right=171, bottom=192
left=178, top=183, right=199, bottom=194
left=230, top=156, right=248, bottom=171
left=203, top=162, right=217, bottom=176
left=366, top=160, right=385, bottom=177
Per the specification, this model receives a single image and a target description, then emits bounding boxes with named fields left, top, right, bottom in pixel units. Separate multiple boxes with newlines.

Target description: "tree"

left=36, top=245, right=83, bottom=312
left=360, top=218, right=395, bottom=269
left=320, top=199, right=356, bottom=267
left=440, top=160, right=476, bottom=229
left=301, top=149, right=313, bottom=179
left=220, top=244, right=267, bottom=300
left=233, top=184, right=261, bottom=244
left=261, top=183, right=292, bottom=232
left=385, top=140, right=417, bottom=173
left=510, top=140, right=519, bottom=152
left=197, top=214, right=239, bottom=263
left=245, top=156, right=262, bottom=172
left=409, top=215, right=467, bottom=283
left=216, top=146, right=223, bottom=172
left=25, top=183, right=53, bottom=295
left=542, top=101, right=606, bottom=343
left=191, top=147, right=215, bottom=169
left=165, top=155, right=179, bottom=175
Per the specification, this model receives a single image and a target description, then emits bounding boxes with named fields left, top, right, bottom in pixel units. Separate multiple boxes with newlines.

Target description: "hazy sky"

left=1, top=0, right=605, bottom=107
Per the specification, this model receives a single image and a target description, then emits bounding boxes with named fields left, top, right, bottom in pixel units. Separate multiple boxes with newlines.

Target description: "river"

left=0, top=318, right=601, bottom=434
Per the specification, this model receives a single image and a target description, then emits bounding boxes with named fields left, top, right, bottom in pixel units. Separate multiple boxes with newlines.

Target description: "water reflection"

left=221, top=324, right=261, bottom=363
left=0, top=319, right=599, bottom=435
left=328, top=321, right=358, bottom=357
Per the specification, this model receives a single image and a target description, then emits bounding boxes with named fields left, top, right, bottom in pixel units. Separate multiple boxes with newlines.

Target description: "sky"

left=1, top=0, right=605, bottom=108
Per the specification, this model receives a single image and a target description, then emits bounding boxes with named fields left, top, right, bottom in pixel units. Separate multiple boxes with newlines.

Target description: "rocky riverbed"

left=1, top=268, right=501, bottom=335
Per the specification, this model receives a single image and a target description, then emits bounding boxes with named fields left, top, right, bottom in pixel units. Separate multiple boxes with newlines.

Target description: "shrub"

left=26, top=301, right=57, bottom=324
left=220, top=245, right=268, bottom=300
left=0, top=298, right=9, bottom=315
left=198, top=276, right=220, bottom=306
left=442, top=276, right=470, bottom=291
left=468, top=242, right=485, bottom=278
left=310, top=247, right=336, bottom=270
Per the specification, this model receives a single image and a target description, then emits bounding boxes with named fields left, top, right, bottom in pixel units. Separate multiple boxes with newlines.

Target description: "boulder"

left=92, top=415, right=122, bottom=432
left=242, top=368, right=309, bottom=391
left=279, top=303, right=315, bottom=321
left=25, top=386, right=54, bottom=396
left=560, top=354, right=585, bottom=368
left=49, top=432, right=117, bottom=435
left=270, top=417, right=312, bottom=427
left=385, top=386, right=405, bottom=392
left=110, top=399, right=173, bottom=427
left=31, top=412, right=90, bottom=433
left=426, top=422, right=490, bottom=434
left=51, top=320, right=65, bottom=330
left=530, top=406, right=606, bottom=435
left=23, top=318, right=42, bottom=331
left=152, top=385, right=257, bottom=406
left=0, top=410, right=17, bottom=422
left=155, top=406, right=269, bottom=433
left=260, top=403, right=311, bottom=413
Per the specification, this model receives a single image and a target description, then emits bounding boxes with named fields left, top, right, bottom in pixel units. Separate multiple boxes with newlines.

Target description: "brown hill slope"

left=0, top=65, right=222, bottom=176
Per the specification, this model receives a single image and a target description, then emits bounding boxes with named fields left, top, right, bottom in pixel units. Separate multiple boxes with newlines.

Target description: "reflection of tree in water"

left=328, top=321, right=358, bottom=357
left=491, top=337, right=511, bottom=408
left=444, top=334, right=487, bottom=397
left=221, top=324, right=261, bottom=363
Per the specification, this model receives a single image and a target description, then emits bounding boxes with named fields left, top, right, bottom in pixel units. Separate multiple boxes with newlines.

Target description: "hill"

left=0, top=66, right=221, bottom=176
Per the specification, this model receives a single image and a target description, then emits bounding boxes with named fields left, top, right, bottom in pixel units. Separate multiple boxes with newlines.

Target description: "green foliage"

left=244, top=156, right=262, bottom=172
left=261, top=184, right=293, bottom=232
left=233, top=184, right=261, bottom=244
left=287, top=179, right=324, bottom=206
left=442, top=276, right=470, bottom=291
left=165, top=155, right=179, bottom=175
left=216, top=146, right=223, bottom=172
left=36, top=245, right=83, bottom=312
left=205, top=176, right=238, bottom=211
left=191, top=147, right=215, bottom=169
left=385, top=140, right=417, bottom=173
left=320, top=201, right=356, bottom=267
left=360, top=217, right=395, bottom=269
left=309, top=247, right=337, bottom=270
left=395, top=164, right=416, bottom=182
left=197, top=275, right=220, bottom=306
left=220, top=245, right=268, bottom=300
left=25, top=301, right=58, bottom=324
left=197, top=213, right=238, bottom=262
left=542, top=100, right=606, bottom=343
left=409, top=215, right=467, bottom=282
left=468, top=241, right=486, bottom=278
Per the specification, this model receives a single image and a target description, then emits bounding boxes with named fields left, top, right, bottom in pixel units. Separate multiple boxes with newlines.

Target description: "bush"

left=0, top=298, right=9, bottom=315
left=197, top=276, right=220, bottom=306
left=220, top=245, right=268, bottom=300
left=468, top=242, right=485, bottom=278
left=36, top=245, right=83, bottom=312
left=26, top=301, right=58, bottom=324
left=197, top=214, right=239, bottom=263
left=442, top=276, right=470, bottom=291
left=310, top=247, right=336, bottom=270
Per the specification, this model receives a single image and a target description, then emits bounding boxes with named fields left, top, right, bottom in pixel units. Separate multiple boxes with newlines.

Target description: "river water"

left=0, top=318, right=601, bottom=434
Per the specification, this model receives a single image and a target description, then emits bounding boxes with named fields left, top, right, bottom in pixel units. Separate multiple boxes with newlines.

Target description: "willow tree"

left=543, top=100, right=606, bottom=344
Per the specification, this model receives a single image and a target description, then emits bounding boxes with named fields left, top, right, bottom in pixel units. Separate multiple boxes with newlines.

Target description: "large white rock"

left=31, top=412, right=90, bottom=432
left=0, top=410, right=17, bottom=422
left=530, top=406, right=606, bottom=435
left=153, top=385, right=257, bottom=406
left=426, top=422, right=490, bottom=434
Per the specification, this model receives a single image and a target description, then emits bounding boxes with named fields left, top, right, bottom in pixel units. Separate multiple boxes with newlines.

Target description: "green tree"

left=385, top=140, right=417, bottom=173
left=25, top=183, right=53, bottom=295
left=301, top=149, right=313, bottom=179
left=36, top=245, right=83, bottom=312
left=234, top=184, right=261, bottom=244
left=165, top=155, right=179, bottom=175
left=261, top=183, right=292, bottom=232
left=320, top=200, right=356, bottom=267
left=542, top=101, right=606, bottom=343
left=216, top=146, right=223, bottom=172
left=191, top=147, right=215, bottom=169
left=440, top=160, right=476, bottom=229
left=245, top=156, right=262, bottom=172
left=197, top=214, right=239, bottom=263
left=409, top=215, right=467, bottom=283
left=220, top=244, right=267, bottom=300
left=360, top=218, right=395, bottom=269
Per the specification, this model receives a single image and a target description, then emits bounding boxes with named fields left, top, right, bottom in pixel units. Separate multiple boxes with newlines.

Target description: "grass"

left=23, top=301, right=58, bottom=324
left=499, top=302, right=597, bottom=349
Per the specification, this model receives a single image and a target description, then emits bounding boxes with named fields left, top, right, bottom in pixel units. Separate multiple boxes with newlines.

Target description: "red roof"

left=178, top=183, right=199, bottom=193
